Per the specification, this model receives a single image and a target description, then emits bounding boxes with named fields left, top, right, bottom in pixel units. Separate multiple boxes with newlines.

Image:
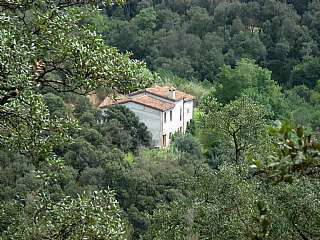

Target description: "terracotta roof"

left=128, top=95, right=175, bottom=111
left=99, top=95, right=174, bottom=111
left=87, top=93, right=103, bottom=107
left=129, top=86, right=195, bottom=101
left=98, top=86, right=194, bottom=111
left=98, top=95, right=128, bottom=108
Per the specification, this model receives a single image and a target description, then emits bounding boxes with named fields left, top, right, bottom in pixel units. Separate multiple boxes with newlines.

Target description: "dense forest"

left=0, top=0, right=320, bottom=239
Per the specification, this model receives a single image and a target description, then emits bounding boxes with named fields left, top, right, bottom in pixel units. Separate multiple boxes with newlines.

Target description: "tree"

left=0, top=1, right=153, bottom=238
left=280, top=85, right=320, bottom=130
left=249, top=122, right=320, bottom=239
left=199, top=95, right=267, bottom=163
left=215, top=59, right=277, bottom=104
left=144, top=136, right=320, bottom=240
left=186, top=6, right=213, bottom=38
left=230, top=33, right=267, bottom=62
left=64, top=139, right=101, bottom=174
left=1, top=190, right=128, bottom=240
left=132, top=7, right=157, bottom=31
left=0, top=0, right=152, bottom=159
left=197, top=33, right=225, bottom=82
left=142, top=164, right=268, bottom=240
left=303, top=0, right=320, bottom=47
left=172, top=133, right=202, bottom=158
left=291, top=56, right=320, bottom=87
left=155, top=9, right=181, bottom=31
left=251, top=121, right=320, bottom=183
left=102, top=105, right=152, bottom=151
left=43, top=93, right=68, bottom=118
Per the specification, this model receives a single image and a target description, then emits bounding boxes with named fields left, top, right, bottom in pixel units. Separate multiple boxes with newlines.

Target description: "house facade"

left=98, top=86, right=195, bottom=147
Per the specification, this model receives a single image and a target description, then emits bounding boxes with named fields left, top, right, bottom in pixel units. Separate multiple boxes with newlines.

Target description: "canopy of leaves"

left=94, top=0, right=320, bottom=87
left=1, top=190, right=127, bottom=240
left=199, top=95, right=267, bottom=163
left=0, top=0, right=152, bottom=159
left=102, top=105, right=152, bottom=151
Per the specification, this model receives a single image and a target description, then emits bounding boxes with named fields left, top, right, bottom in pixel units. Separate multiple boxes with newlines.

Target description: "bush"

left=172, top=134, right=202, bottom=158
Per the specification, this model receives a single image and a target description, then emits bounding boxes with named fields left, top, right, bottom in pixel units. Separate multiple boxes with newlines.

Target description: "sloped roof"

left=98, top=95, right=128, bottom=108
left=98, top=86, right=194, bottom=111
left=99, top=95, right=174, bottom=111
left=87, top=93, right=103, bottom=107
left=129, top=86, right=195, bottom=101
left=128, top=95, right=175, bottom=111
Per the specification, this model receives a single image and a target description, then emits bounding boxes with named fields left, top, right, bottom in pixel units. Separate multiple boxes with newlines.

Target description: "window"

left=164, top=112, right=167, bottom=123
left=187, top=108, right=189, bottom=114
left=170, top=110, right=172, bottom=121
left=162, top=134, right=167, bottom=147
left=180, top=107, right=182, bottom=121
left=169, top=132, right=172, bottom=139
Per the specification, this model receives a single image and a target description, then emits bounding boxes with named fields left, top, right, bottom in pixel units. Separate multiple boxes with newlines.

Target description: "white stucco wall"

left=183, top=100, right=194, bottom=132
left=132, top=91, right=195, bottom=147
left=102, top=91, right=194, bottom=147
left=162, top=100, right=185, bottom=146
left=127, top=91, right=186, bottom=147
left=119, top=102, right=162, bottom=147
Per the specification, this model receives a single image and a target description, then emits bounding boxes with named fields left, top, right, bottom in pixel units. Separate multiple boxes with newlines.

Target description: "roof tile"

left=98, top=86, right=194, bottom=111
left=145, top=86, right=195, bottom=101
left=130, top=95, right=175, bottom=111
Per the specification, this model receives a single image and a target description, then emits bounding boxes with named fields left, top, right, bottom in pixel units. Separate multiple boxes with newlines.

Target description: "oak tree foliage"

left=199, top=95, right=267, bottom=163
left=0, top=0, right=152, bottom=158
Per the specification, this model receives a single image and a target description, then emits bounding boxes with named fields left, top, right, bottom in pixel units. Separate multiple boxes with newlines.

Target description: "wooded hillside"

left=0, top=0, right=319, bottom=239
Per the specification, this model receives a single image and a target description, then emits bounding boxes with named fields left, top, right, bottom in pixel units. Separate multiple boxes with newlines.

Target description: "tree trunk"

left=232, top=132, right=240, bottom=163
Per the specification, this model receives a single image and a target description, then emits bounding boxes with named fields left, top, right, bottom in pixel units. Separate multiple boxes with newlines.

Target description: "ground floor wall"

left=121, top=102, right=162, bottom=147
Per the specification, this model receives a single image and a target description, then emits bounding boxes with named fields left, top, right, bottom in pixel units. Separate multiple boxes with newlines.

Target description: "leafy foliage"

left=143, top=164, right=265, bottom=240
left=252, top=121, right=320, bottom=183
left=171, top=133, right=202, bottom=158
left=0, top=0, right=152, bottom=158
left=1, top=190, right=127, bottom=240
left=96, top=0, right=320, bottom=87
left=1, top=0, right=320, bottom=239
left=102, top=105, right=152, bottom=151
left=199, top=95, right=267, bottom=163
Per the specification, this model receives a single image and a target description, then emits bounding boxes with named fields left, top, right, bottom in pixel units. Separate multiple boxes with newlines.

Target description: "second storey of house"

left=161, top=99, right=193, bottom=138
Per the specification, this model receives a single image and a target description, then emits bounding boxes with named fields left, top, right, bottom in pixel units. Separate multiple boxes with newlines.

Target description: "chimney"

left=168, top=87, right=176, bottom=99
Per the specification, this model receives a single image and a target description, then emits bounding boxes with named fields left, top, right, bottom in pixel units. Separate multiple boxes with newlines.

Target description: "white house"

left=98, top=86, right=195, bottom=147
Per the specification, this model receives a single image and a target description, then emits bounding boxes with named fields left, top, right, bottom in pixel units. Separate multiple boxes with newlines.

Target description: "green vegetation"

left=1, top=0, right=320, bottom=240
left=93, top=0, right=320, bottom=87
